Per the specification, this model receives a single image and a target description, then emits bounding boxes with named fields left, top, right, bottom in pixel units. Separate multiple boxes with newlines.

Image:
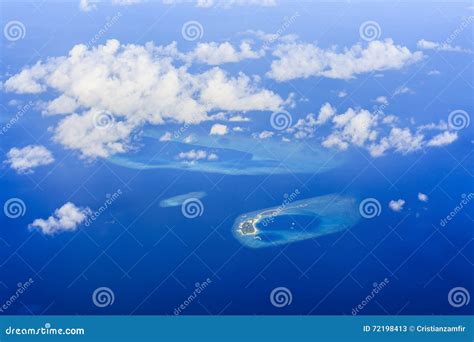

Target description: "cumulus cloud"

left=29, top=202, right=91, bottom=235
left=417, top=39, right=472, bottom=53
left=159, top=132, right=172, bottom=141
left=316, top=102, right=336, bottom=125
left=210, top=123, right=229, bottom=135
left=5, top=145, right=54, bottom=174
left=163, top=0, right=277, bottom=7
left=389, top=199, right=405, bottom=212
left=426, top=131, right=458, bottom=147
left=5, top=40, right=283, bottom=158
left=177, top=149, right=218, bottom=162
left=228, top=115, right=250, bottom=122
left=185, top=42, right=264, bottom=65
left=268, top=39, right=423, bottom=81
left=79, top=0, right=144, bottom=11
left=257, top=130, right=274, bottom=139
left=338, top=91, right=347, bottom=98
left=375, top=96, right=388, bottom=105
left=418, top=192, right=428, bottom=202
left=315, top=103, right=458, bottom=157
left=287, top=113, right=317, bottom=139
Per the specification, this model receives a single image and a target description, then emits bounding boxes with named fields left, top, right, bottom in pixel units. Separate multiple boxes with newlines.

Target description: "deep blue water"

left=0, top=0, right=473, bottom=316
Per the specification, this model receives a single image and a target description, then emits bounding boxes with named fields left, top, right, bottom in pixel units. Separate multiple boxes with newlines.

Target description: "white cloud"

left=393, top=86, right=413, bottom=96
left=375, top=96, right=388, bottom=105
left=287, top=113, right=317, bottom=139
left=316, top=102, right=336, bottom=125
left=159, top=132, right=172, bottom=142
left=323, top=108, right=379, bottom=149
left=5, top=40, right=283, bottom=158
left=5, top=145, right=54, bottom=174
left=389, top=199, right=405, bottom=212
left=418, top=192, right=428, bottom=202
left=316, top=103, right=458, bottom=157
left=428, top=69, right=440, bottom=76
left=268, top=39, right=423, bottom=81
left=210, top=123, right=229, bottom=135
left=177, top=149, right=218, bottom=161
left=233, top=126, right=244, bottom=132
left=228, top=115, right=250, bottom=122
left=417, top=39, right=471, bottom=53
left=257, top=130, right=274, bottom=139
left=185, top=42, right=264, bottom=65
left=29, top=202, right=91, bottom=235
left=338, top=90, right=347, bottom=98
left=79, top=0, right=144, bottom=11
left=427, top=131, right=458, bottom=147
left=183, top=135, right=195, bottom=143
left=164, top=0, right=277, bottom=7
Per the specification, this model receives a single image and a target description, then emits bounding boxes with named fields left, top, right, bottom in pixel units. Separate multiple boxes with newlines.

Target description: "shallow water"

left=232, top=194, right=361, bottom=248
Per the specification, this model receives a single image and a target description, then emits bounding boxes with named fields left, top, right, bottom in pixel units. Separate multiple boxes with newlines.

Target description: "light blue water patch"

left=108, top=129, right=342, bottom=175
left=232, top=194, right=360, bottom=248
left=159, top=191, right=206, bottom=208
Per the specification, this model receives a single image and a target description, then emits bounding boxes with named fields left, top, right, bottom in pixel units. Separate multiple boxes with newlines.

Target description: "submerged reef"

left=232, top=194, right=360, bottom=248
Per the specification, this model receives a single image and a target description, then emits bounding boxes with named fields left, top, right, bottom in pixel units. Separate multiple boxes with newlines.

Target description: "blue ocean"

left=0, top=0, right=472, bottom=316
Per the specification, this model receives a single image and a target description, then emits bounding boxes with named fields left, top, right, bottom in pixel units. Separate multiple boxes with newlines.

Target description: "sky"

left=0, top=0, right=473, bottom=315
